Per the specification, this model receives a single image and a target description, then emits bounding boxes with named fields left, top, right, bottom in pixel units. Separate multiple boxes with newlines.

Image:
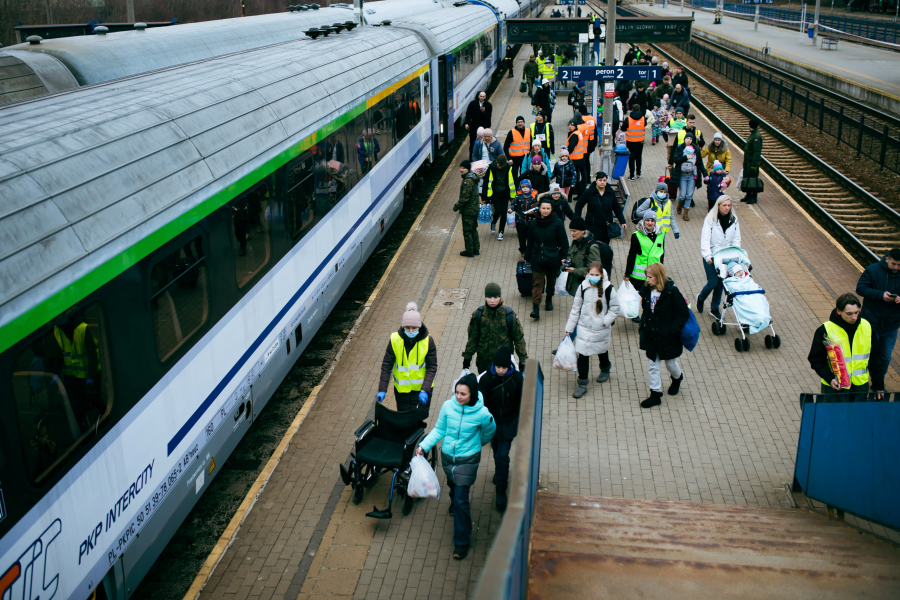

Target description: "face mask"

left=588, top=275, right=602, bottom=284
left=656, top=192, right=666, bottom=200
left=404, top=330, right=418, bottom=338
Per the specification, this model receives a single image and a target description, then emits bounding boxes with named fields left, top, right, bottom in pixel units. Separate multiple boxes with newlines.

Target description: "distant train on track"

left=0, top=1, right=546, bottom=598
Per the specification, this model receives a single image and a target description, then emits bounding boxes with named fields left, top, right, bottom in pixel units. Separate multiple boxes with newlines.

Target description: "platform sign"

left=614, top=17, right=693, bottom=43
left=559, top=65, right=662, bottom=82
left=506, top=18, right=590, bottom=43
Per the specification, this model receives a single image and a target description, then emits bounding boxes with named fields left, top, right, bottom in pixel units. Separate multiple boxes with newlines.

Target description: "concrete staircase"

left=529, top=494, right=900, bottom=599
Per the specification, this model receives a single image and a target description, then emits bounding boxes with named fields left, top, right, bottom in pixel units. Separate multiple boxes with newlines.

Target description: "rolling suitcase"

left=516, top=260, right=532, bottom=297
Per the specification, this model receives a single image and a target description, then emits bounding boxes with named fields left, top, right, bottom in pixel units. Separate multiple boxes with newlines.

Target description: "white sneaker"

left=498, top=232, right=504, bottom=240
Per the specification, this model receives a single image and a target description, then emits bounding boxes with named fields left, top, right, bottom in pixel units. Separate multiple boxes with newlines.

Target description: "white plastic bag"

left=617, top=281, right=641, bottom=319
left=408, top=455, right=441, bottom=499
left=507, top=211, right=516, bottom=228
left=736, top=168, right=743, bottom=190
left=451, top=368, right=470, bottom=395
left=552, top=337, right=578, bottom=371
left=554, top=271, right=570, bottom=296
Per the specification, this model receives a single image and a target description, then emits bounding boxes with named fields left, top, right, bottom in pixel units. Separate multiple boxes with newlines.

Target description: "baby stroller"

left=708, top=246, right=781, bottom=352
left=339, top=402, right=437, bottom=519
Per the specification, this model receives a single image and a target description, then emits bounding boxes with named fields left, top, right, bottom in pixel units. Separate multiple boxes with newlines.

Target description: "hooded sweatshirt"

left=378, top=324, right=438, bottom=393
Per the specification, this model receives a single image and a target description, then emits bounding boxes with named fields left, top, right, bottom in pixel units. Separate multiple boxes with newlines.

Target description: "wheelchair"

left=339, top=402, right=437, bottom=519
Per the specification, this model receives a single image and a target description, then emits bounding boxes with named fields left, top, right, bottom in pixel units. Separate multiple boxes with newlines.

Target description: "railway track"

left=587, top=0, right=900, bottom=263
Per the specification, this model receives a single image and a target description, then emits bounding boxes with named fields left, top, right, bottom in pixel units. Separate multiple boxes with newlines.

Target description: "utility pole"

left=754, top=5, right=760, bottom=31
left=354, top=0, right=365, bottom=26
left=812, top=0, right=821, bottom=44
left=126, top=0, right=135, bottom=23
left=600, top=5, right=616, bottom=175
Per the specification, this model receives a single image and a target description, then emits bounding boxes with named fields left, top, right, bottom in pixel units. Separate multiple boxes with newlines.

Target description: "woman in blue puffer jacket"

left=416, top=373, right=495, bottom=560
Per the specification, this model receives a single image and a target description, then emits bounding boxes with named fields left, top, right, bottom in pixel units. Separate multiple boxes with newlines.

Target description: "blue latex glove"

left=376, top=392, right=386, bottom=403
left=674, top=232, right=680, bottom=239
left=418, top=391, right=429, bottom=404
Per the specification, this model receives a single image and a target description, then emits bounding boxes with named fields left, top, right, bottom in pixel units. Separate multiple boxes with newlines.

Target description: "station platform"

left=632, top=2, right=900, bottom=108
left=187, top=44, right=900, bottom=600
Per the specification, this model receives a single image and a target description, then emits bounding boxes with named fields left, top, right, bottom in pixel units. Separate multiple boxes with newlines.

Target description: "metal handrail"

left=474, top=359, right=544, bottom=600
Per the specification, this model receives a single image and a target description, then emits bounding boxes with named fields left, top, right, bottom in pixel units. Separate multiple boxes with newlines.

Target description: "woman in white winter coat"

left=696, top=195, right=741, bottom=320
left=565, top=263, right=620, bottom=398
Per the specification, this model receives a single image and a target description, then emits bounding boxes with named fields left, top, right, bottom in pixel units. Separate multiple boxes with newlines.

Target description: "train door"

left=438, top=54, right=453, bottom=145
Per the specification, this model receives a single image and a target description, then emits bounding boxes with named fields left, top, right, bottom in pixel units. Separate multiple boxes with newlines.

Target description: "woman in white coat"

left=697, top=195, right=741, bottom=320
left=566, top=263, right=620, bottom=398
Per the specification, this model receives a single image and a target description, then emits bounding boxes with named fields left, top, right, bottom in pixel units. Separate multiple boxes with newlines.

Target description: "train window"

left=230, top=184, right=272, bottom=288
left=150, top=236, right=209, bottom=362
left=368, top=97, right=394, bottom=155
left=423, top=72, right=430, bottom=116
left=10, top=303, right=114, bottom=483
left=404, top=79, right=422, bottom=131
left=286, top=154, right=316, bottom=241
left=314, top=131, right=350, bottom=204
left=354, top=114, right=379, bottom=175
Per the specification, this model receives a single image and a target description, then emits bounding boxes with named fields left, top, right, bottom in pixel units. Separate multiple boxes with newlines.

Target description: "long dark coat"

left=639, top=279, right=689, bottom=361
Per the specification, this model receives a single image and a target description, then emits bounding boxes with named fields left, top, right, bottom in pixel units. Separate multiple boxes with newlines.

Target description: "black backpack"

left=475, top=305, right=515, bottom=340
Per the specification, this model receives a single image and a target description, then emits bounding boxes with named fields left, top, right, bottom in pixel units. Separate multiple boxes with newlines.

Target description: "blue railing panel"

left=793, top=395, right=900, bottom=530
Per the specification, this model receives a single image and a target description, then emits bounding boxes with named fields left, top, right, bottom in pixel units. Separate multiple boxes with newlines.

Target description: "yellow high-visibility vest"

left=488, top=167, right=516, bottom=199
left=822, top=320, right=871, bottom=388
left=649, top=198, right=673, bottom=233
left=631, top=230, right=666, bottom=281
left=54, top=323, right=100, bottom=379
left=390, top=332, right=432, bottom=393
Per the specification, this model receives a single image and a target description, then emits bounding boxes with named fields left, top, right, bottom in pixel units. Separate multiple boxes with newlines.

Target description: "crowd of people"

left=372, top=52, right=900, bottom=563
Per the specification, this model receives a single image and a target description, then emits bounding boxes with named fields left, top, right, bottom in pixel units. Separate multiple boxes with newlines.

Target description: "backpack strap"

left=475, top=305, right=514, bottom=341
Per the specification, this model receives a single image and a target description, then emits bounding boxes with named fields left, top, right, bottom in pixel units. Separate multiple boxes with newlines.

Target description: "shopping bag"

left=680, top=301, right=700, bottom=352
left=519, top=79, right=527, bottom=93
left=451, top=369, right=470, bottom=396
left=554, top=271, right=570, bottom=296
left=478, top=203, right=493, bottom=224
left=408, top=455, right=441, bottom=499
left=617, top=281, right=641, bottom=319
left=506, top=211, right=516, bottom=228
left=552, top=337, right=578, bottom=371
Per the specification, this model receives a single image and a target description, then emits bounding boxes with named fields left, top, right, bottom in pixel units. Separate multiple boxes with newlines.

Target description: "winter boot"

left=676, top=204, right=682, bottom=215
left=530, top=304, right=540, bottom=320
left=683, top=208, right=690, bottom=221
left=668, top=374, right=684, bottom=396
left=495, top=486, right=508, bottom=511
left=596, top=366, right=611, bottom=383
left=640, top=390, right=663, bottom=409
left=545, top=296, right=554, bottom=311
left=573, top=379, right=589, bottom=398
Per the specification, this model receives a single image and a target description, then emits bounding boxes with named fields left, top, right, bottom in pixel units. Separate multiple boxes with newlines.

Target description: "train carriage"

left=0, top=3, right=512, bottom=599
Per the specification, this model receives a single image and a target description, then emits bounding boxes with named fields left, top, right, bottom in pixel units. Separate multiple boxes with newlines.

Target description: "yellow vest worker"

left=677, top=127, right=702, bottom=146
left=647, top=198, right=674, bottom=234
left=822, top=320, right=871, bottom=388
left=630, top=229, right=666, bottom=281
left=488, top=167, right=516, bottom=200
left=54, top=323, right=100, bottom=380
left=377, top=302, right=436, bottom=412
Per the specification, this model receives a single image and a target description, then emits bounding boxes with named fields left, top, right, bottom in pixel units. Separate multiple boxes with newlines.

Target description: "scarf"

left=536, top=213, right=553, bottom=227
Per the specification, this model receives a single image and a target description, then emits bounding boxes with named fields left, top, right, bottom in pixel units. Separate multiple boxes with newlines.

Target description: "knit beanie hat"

left=663, top=94, right=669, bottom=100
left=485, top=282, right=502, bottom=298
left=401, top=302, right=422, bottom=328
left=456, top=373, right=480, bottom=406
left=558, top=147, right=569, bottom=155
left=685, top=145, right=695, bottom=155
left=516, top=115, right=525, bottom=124
left=643, top=210, right=658, bottom=221
left=549, top=183, right=561, bottom=194
left=655, top=182, right=668, bottom=194
left=460, top=160, right=472, bottom=170
left=520, top=179, right=532, bottom=190
left=532, top=155, right=542, bottom=164
left=569, top=217, right=587, bottom=230
left=713, top=160, right=723, bottom=170
left=492, top=346, right=513, bottom=370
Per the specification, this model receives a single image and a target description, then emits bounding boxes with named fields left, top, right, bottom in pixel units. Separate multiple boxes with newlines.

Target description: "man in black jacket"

left=574, top=171, right=628, bottom=245
left=533, top=79, right=554, bottom=124
left=465, top=91, right=492, bottom=156
left=670, top=83, right=690, bottom=115
left=480, top=346, right=524, bottom=511
left=856, top=250, right=900, bottom=394
left=525, top=199, right=570, bottom=319
left=808, top=294, right=874, bottom=399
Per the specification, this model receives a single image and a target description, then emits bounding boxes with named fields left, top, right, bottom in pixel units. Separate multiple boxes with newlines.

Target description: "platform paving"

left=192, top=42, right=900, bottom=600
left=634, top=2, right=900, bottom=101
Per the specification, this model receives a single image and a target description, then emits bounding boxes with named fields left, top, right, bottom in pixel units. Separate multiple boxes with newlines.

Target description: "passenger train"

left=0, top=1, right=547, bottom=598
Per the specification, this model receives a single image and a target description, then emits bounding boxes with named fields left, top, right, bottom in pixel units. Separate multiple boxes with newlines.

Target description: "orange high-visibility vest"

left=582, top=116, right=596, bottom=141
left=625, top=116, right=646, bottom=143
left=509, top=128, right=531, bottom=157
left=568, top=131, right=587, bottom=160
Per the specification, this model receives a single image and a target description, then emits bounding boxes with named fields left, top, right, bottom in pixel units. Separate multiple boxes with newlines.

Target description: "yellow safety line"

left=181, top=385, right=322, bottom=600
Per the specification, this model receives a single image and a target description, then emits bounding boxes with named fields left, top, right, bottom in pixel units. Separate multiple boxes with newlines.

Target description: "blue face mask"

left=656, top=192, right=667, bottom=200
left=404, top=330, right=418, bottom=338
left=588, top=275, right=602, bottom=284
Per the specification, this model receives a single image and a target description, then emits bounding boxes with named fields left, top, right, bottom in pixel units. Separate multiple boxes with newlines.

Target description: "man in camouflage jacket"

left=463, top=283, right=528, bottom=374
left=454, top=160, right=482, bottom=257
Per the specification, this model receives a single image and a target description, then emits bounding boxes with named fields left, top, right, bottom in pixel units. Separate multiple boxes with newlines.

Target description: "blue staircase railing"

left=793, top=393, right=900, bottom=530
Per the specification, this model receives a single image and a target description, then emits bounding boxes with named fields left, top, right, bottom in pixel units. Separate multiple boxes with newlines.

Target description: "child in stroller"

left=709, top=247, right=781, bottom=351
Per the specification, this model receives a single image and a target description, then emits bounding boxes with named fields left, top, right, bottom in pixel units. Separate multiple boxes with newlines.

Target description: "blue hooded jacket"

left=419, top=391, right=496, bottom=458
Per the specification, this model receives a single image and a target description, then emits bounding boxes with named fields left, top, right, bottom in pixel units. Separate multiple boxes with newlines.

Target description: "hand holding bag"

left=408, top=455, right=441, bottom=499
left=552, top=336, right=578, bottom=371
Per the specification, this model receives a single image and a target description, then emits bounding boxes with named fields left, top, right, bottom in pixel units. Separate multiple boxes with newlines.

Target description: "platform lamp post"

left=354, top=0, right=365, bottom=26
left=754, top=5, right=760, bottom=31
left=126, top=0, right=135, bottom=23
left=599, top=5, right=616, bottom=176
left=812, top=0, right=821, bottom=44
